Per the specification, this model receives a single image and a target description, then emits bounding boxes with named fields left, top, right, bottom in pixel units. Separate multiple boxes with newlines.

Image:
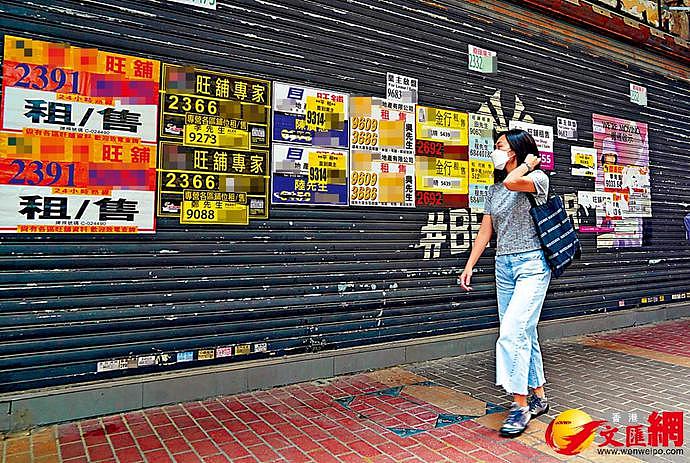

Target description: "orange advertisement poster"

left=0, top=36, right=160, bottom=233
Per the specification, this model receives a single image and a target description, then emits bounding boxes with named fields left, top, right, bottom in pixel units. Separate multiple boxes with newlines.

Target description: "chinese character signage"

left=603, top=164, right=626, bottom=192
left=271, top=83, right=349, bottom=206
left=272, top=145, right=348, bottom=205
left=630, top=83, right=647, bottom=106
left=557, top=117, right=578, bottom=140
left=272, top=83, right=348, bottom=149
left=415, top=106, right=469, bottom=208
left=158, top=64, right=270, bottom=223
left=508, top=120, right=554, bottom=170
left=577, top=191, right=613, bottom=233
left=545, top=408, right=685, bottom=457
left=180, top=190, right=248, bottom=225
left=349, top=97, right=415, bottom=207
left=386, top=72, right=418, bottom=104
left=468, top=45, right=497, bottom=74
left=571, top=146, right=597, bottom=177
left=592, top=114, right=650, bottom=247
left=0, top=36, right=159, bottom=234
left=468, top=113, right=494, bottom=211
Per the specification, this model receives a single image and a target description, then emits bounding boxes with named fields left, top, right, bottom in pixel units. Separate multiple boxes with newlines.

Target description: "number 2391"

left=9, top=160, right=76, bottom=186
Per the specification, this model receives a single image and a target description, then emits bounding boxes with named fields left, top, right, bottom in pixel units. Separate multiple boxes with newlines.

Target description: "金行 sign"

left=271, top=83, right=349, bottom=206
left=0, top=36, right=159, bottom=234
left=349, top=97, right=415, bottom=208
left=158, top=64, right=270, bottom=223
left=415, top=106, right=469, bottom=208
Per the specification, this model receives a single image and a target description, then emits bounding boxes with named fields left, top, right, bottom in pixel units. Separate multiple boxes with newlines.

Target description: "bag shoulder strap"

left=525, top=171, right=552, bottom=207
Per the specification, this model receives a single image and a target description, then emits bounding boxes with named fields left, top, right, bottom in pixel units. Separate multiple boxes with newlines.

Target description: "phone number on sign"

left=2, top=159, right=82, bottom=187
left=162, top=172, right=219, bottom=192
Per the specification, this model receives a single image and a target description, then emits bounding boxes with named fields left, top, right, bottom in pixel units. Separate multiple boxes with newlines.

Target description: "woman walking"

left=459, top=129, right=551, bottom=437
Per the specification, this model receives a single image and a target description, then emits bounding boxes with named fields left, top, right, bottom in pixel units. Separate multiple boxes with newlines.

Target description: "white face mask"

left=490, top=148, right=513, bottom=170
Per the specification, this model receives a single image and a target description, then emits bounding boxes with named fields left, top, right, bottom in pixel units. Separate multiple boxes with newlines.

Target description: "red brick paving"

left=18, top=317, right=687, bottom=462
left=45, top=373, right=566, bottom=462
left=591, top=319, right=690, bottom=357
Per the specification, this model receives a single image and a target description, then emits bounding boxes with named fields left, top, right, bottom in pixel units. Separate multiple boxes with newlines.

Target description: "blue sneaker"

left=528, top=394, right=549, bottom=418
left=499, top=402, right=530, bottom=437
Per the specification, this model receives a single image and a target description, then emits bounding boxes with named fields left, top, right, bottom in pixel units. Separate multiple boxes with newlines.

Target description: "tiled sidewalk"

left=2, top=318, right=688, bottom=463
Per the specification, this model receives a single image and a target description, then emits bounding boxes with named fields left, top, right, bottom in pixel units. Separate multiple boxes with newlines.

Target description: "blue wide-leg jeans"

left=494, top=249, right=552, bottom=396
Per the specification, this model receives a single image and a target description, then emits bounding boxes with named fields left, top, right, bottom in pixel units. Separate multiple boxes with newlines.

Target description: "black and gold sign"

left=158, top=64, right=270, bottom=222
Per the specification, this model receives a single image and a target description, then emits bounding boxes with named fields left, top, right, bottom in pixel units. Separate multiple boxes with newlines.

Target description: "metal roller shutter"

left=0, top=0, right=689, bottom=393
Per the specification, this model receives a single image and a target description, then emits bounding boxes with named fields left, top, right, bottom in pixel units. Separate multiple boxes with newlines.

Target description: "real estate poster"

left=577, top=191, right=613, bottom=233
left=592, top=114, right=650, bottom=248
left=468, top=113, right=494, bottom=211
left=622, top=165, right=651, bottom=217
left=508, top=120, right=554, bottom=171
left=271, top=83, right=349, bottom=206
left=349, top=96, right=415, bottom=207
left=571, top=146, right=597, bottom=177
left=386, top=73, right=418, bottom=104
left=557, top=117, right=578, bottom=140
left=415, top=105, right=469, bottom=208
left=271, top=145, right=347, bottom=205
left=158, top=64, right=270, bottom=224
left=0, top=36, right=159, bottom=233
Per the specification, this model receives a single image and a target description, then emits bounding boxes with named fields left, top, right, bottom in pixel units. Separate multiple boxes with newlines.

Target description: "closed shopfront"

left=0, top=0, right=688, bottom=405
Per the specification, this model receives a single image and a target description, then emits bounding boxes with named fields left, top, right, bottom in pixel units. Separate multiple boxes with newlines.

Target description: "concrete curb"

left=1, top=303, right=688, bottom=432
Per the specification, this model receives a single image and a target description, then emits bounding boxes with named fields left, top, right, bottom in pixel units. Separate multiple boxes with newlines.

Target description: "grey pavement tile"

left=405, top=334, right=690, bottom=443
